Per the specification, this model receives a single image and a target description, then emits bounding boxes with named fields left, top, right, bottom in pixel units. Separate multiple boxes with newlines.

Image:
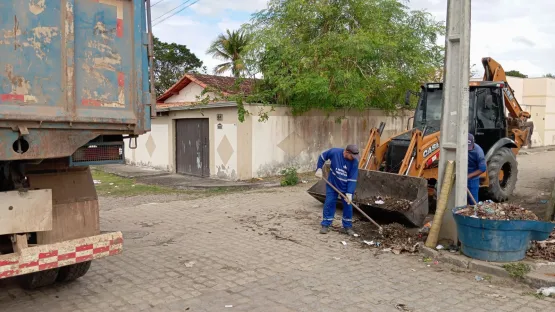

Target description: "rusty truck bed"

left=0, top=0, right=151, bottom=161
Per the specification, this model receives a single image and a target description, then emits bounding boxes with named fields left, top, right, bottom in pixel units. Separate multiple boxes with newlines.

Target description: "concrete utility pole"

left=438, top=0, right=471, bottom=242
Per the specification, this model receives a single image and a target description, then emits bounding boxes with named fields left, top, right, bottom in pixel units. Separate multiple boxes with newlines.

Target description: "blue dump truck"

left=0, top=0, right=153, bottom=289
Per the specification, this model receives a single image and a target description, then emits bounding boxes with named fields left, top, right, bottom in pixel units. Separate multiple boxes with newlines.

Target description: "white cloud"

left=408, top=0, right=555, bottom=77
left=190, top=0, right=268, bottom=16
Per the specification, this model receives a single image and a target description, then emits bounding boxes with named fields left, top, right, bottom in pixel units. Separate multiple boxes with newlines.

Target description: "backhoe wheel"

left=19, top=268, right=59, bottom=290
left=57, top=261, right=92, bottom=283
left=486, top=147, right=518, bottom=202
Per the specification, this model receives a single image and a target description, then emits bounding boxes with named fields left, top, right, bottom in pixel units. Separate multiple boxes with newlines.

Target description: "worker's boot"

left=320, top=226, right=329, bottom=234
left=342, top=227, right=355, bottom=236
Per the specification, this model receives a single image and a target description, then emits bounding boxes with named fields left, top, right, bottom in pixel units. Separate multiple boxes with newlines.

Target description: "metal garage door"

left=175, top=119, right=209, bottom=177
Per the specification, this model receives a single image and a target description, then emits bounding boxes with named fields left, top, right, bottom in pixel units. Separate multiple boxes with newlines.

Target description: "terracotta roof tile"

left=156, top=73, right=258, bottom=103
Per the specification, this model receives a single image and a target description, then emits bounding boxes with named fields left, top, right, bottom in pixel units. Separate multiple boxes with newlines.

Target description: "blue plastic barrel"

left=452, top=207, right=555, bottom=262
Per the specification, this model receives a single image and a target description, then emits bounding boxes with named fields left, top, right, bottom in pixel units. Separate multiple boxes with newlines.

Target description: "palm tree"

left=206, top=29, right=250, bottom=77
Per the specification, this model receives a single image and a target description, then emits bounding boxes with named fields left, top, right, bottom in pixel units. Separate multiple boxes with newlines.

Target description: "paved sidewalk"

left=1, top=184, right=553, bottom=312
left=96, top=164, right=280, bottom=189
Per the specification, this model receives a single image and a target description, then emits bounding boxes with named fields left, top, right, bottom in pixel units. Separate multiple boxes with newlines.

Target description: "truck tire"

left=486, top=147, right=518, bottom=202
left=19, top=268, right=59, bottom=290
left=57, top=261, right=92, bottom=283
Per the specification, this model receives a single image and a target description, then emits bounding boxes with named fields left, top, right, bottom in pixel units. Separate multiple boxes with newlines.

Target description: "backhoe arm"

left=482, top=57, right=531, bottom=119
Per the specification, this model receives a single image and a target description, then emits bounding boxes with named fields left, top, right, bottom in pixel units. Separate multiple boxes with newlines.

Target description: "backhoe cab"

left=408, top=81, right=521, bottom=202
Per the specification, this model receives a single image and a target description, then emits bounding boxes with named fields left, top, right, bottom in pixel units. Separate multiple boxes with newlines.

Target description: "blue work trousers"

left=467, top=178, right=480, bottom=205
left=321, top=184, right=353, bottom=228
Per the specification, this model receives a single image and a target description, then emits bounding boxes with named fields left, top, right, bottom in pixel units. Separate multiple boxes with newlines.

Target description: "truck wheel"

left=57, top=261, right=92, bottom=282
left=486, top=147, right=518, bottom=202
left=19, top=269, right=59, bottom=290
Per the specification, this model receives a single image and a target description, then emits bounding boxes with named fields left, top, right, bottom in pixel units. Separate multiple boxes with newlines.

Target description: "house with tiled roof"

left=156, top=73, right=257, bottom=108
left=125, top=73, right=412, bottom=181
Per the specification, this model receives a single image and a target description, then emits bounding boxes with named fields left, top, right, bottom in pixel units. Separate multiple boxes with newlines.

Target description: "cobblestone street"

left=1, top=152, right=555, bottom=312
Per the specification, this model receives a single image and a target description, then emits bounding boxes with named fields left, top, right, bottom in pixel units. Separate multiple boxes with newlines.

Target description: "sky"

left=151, top=0, right=555, bottom=78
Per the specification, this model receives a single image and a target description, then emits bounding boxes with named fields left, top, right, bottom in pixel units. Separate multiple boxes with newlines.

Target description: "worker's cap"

left=468, top=133, right=475, bottom=151
left=345, top=144, right=360, bottom=160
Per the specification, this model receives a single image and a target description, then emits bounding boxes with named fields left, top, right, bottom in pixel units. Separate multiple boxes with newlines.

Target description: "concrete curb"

left=420, top=246, right=555, bottom=289
left=518, top=147, right=555, bottom=155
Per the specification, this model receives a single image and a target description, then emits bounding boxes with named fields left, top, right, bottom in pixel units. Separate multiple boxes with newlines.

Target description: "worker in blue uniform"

left=467, top=133, right=487, bottom=204
left=315, top=144, right=360, bottom=235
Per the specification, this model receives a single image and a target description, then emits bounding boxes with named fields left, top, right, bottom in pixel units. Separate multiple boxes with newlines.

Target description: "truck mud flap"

left=307, top=168, right=429, bottom=227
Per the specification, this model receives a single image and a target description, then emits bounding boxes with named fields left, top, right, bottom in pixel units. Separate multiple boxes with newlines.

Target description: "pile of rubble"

left=527, top=230, right=555, bottom=262
left=455, top=201, right=539, bottom=221
left=357, top=222, right=421, bottom=254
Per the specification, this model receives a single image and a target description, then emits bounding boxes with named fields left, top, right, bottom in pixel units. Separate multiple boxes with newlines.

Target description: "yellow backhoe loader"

left=307, top=57, right=533, bottom=227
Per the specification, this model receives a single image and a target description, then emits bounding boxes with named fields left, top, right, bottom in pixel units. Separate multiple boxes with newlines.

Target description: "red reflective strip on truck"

left=0, top=270, right=16, bottom=278
left=39, top=262, right=59, bottom=271
left=58, top=252, right=76, bottom=261
left=76, top=255, right=93, bottom=262
left=19, top=261, right=39, bottom=269
left=76, top=244, right=93, bottom=252
left=93, top=246, right=110, bottom=254
left=0, top=260, right=18, bottom=266
left=39, top=250, right=58, bottom=259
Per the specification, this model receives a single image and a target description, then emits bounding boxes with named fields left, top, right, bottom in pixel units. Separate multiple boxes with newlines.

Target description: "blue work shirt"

left=317, top=148, right=359, bottom=194
left=468, top=143, right=487, bottom=182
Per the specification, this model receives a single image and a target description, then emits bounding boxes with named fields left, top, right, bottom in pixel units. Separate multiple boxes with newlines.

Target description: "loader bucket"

left=307, top=166, right=429, bottom=227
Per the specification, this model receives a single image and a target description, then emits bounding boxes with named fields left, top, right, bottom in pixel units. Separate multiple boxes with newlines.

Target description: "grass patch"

left=502, top=262, right=531, bottom=280
left=92, top=170, right=177, bottom=197
left=280, top=167, right=299, bottom=186
left=522, top=292, right=545, bottom=300
left=92, top=170, right=260, bottom=198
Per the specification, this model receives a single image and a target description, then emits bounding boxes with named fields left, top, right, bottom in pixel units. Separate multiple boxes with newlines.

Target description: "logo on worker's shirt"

left=343, top=165, right=347, bottom=169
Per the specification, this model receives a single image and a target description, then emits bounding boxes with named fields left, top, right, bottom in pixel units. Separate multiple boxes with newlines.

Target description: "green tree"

left=544, top=73, right=555, bottom=78
left=153, top=36, right=203, bottom=96
left=207, top=29, right=251, bottom=77
left=242, top=0, right=445, bottom=114
left=505, top=70, right=528, bottom=78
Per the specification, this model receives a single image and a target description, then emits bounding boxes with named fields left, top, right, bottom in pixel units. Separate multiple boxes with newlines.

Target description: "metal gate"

left=175, top=119, right=210, bottom=177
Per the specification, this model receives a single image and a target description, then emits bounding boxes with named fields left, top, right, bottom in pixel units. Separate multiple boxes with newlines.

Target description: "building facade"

left=125, top=73, right=412, bottom=180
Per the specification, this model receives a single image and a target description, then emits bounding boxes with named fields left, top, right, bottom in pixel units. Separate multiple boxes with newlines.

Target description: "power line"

left=150, top=0, right=167, bottom=7
left=153, top=0, right=192, bottom=22
left=152, top=0, right=194, bottom=23
left=153, top=0, right=200, bottom=27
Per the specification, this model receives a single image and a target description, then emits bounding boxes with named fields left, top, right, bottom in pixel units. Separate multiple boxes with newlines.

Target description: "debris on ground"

left=357, top=223, right=421, bottom=254
left=419, top=221, right=432, bottom=234
left=394, top=303, right=413, bottom=311
left=537, top=286, right=555, bottom=297
left=358, top=196, right=413, bottom=212
left=527, top=229, right=555, bottom=261
left=455, top=201, right=539, bottom=221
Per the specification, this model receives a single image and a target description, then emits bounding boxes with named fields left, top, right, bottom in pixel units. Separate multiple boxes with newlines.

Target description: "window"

left=475, top=88, right=502, bottom=129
